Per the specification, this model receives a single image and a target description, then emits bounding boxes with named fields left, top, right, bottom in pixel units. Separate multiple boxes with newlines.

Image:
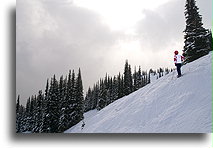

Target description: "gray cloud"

left=135, top=0, right=211, bottom=52
left=16, top=0, right=123, bottom=104
left=135, top=0, right=185, bottom=52
left=196, top=0, right=212, bottom=28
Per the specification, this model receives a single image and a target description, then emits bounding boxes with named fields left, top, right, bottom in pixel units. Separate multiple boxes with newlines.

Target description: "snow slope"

left=65, top=53, right=212, bottom=133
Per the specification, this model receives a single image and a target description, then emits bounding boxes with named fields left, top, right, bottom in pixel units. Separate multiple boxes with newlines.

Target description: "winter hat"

left=174, top=50, right=178, bottom=55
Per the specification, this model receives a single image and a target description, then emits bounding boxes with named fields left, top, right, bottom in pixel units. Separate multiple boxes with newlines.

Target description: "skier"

left=174, top=50, right=184, bottom=78
left=81, top=121, right=85, bottom=130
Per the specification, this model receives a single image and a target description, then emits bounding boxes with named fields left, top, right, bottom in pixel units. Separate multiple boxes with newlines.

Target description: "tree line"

left=16, top=69, right=84, bottom=133
left=16, top=61, right=173, bottom=133
left=84, top=60, right=173, bottom=112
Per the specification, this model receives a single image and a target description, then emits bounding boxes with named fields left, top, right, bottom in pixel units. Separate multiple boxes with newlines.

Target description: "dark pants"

left=175, top=63, right=182, bottom=76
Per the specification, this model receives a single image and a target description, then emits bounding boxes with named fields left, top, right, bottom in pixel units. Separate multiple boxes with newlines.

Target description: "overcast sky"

left=16, top=0, right=211, bottom=105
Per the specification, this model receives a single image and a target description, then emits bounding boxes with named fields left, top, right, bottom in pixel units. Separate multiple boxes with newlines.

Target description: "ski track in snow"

left=65, top=53, right=212, bottom=133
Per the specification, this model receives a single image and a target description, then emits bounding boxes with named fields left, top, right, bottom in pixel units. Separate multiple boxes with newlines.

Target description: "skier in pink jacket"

left=174, top=50, right=184, bottom=78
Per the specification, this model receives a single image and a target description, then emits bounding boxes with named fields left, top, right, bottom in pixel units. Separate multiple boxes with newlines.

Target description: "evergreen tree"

left=97, top=79, right=107, bottom=110
left=112, top=76, right=118, bottom=102
left=147, top=71, right=151, bottom=84
left=74, top=68, right=84, bottom=123
left=160, top=68, right=164, bottom=77
left=92, top=83, right=99, bottom=109
left=123, top=60, right=133, bottom=95
left=109, top=76, right=114, bottom=103
left=84, top=87, right=92, bottom=112
left=144, top=71, right=148, bottom=85
left=121, top=75, right=124, bottom=97
left=141, top=71, right=146, bottom=87
left=137, top=66, right=142, bottom=88
left=165, top=68, right=170, bottom=75
left=207, top=30, right=213, bottom=51
left=133, top=67, right=137, bottom=91
left=128, top=65, right=133, bottom=92
left=183, top=0, right=211, bottom=63
left=58, top=76, right=67, bottom=132
left=71, top=70, right=76, bottom=106
left=25, top=97, right=31, bottom=131
left=42, top=79, right=51, bottom=133
left=106, top=75, right=112, bottom=105
left=117, top=72, right=123, bottom=98
left=19, top=105, right=26, bottom=132
left=65, top=70, right=73, bottom=127
left=34, top=90, right=44, bottom=133
left=48, top=75, right=60, bottom=133
left=30, top=95, right=37, bottom=132
left=16, top=95, right=21, bottom=133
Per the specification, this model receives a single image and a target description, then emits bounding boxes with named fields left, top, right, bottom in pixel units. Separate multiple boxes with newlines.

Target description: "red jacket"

left=174, top=54, right=184, bottom=64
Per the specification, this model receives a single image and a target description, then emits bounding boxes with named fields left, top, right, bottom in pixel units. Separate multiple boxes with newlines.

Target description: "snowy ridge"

left=65, top=53, right=212, bottom=133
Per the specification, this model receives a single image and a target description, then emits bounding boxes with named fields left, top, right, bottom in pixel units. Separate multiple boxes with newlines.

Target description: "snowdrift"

left=65, top=53, right=212, bottom=133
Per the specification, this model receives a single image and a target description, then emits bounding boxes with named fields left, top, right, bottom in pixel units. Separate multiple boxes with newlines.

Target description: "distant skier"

left=81, top=121, right=85, bottom=130
left=174, top=50, right=184, bottom=78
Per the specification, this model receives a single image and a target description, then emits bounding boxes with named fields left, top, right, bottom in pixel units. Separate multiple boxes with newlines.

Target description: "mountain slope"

left=65, top=53, right=212, bottom=133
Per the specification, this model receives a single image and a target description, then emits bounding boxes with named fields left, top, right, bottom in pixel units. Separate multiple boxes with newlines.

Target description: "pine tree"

left=123, top=60, right=133, bottom=95
left=92, top=83, right=99, bottom=109
left=141, top=71, right=146, bottom=87
left=128, top=65, right=133, bottom=93
left=117, top=72, right=123, bottom=99
left=19, top=104, right=26, bottom=132
left=112, top=76, right=118, bottom=102
left=121, top=75, right=124, bottom=97
left=133, top=66, right=137, bottom=91
left=42, top=79, right=51, bottom=133
left=25, top=97, right=31, bottom=131
left=48, top=75, right=60, bottom=133
left=183, top=0, right=211, bottom=63
left=71, top=70, right=76, bottom=106
left=207, top=30, right=213, bottom=51
left=16, top=95, right=21, bottom=133
left=147, top=71, right=151, bottom=84
left=84, top=87, right=92, bottom=112
left=34, top=90, right=44, bottom=133
left=165, top=68, right=170, bottom=75
left=106, top=75, right=112, bottom=105
left=97, top=79, right=107, bottom=110
left=64, top=70, right=78, bottom=128
left=74, top=68, right=84, bottom=123
left=30, top=95, right=37, bottom=132
left=137, top=66, right=142, bottom=88
left=58, top=76, right=67, bottom=132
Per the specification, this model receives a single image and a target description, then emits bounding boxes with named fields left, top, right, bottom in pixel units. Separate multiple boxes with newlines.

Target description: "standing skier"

left=174, top=50, right=184, bottom=78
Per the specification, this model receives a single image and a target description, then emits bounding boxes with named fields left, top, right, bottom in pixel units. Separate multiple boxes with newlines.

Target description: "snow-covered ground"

left=65, top=53, right=212, bottom=133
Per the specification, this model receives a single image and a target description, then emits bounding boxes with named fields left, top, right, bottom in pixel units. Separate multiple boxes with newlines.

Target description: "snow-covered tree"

left=97, top=79, right=107, bottom=110
left=42, top=79, right=51, bottom=133
left=111, top=76, right=119, bottom=102
left=84, top=87, right=92, bottom=112
left=137, top=66, right=142, bottom=88
left=74, top=68, right=84, bottom=123
left=117, top=72, right=124, bottom=99
left=16, top=95, right=21, bottom=133
left=48, top=75, right=60, bottom=133
left=133, top=66, right=137, bottom=91
left=25, top=97, right=31, bottom=132
left=33, top=90, right=44, bottom=133
left=124, top=60, right=133, bottom=95
left=58, top=76, right=68, bottom=132
left=183, top=0, right=211, bottom=63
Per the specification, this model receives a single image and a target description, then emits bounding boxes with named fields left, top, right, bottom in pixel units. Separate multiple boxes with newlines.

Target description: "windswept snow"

left=65, top=53, right=212, bottom=133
